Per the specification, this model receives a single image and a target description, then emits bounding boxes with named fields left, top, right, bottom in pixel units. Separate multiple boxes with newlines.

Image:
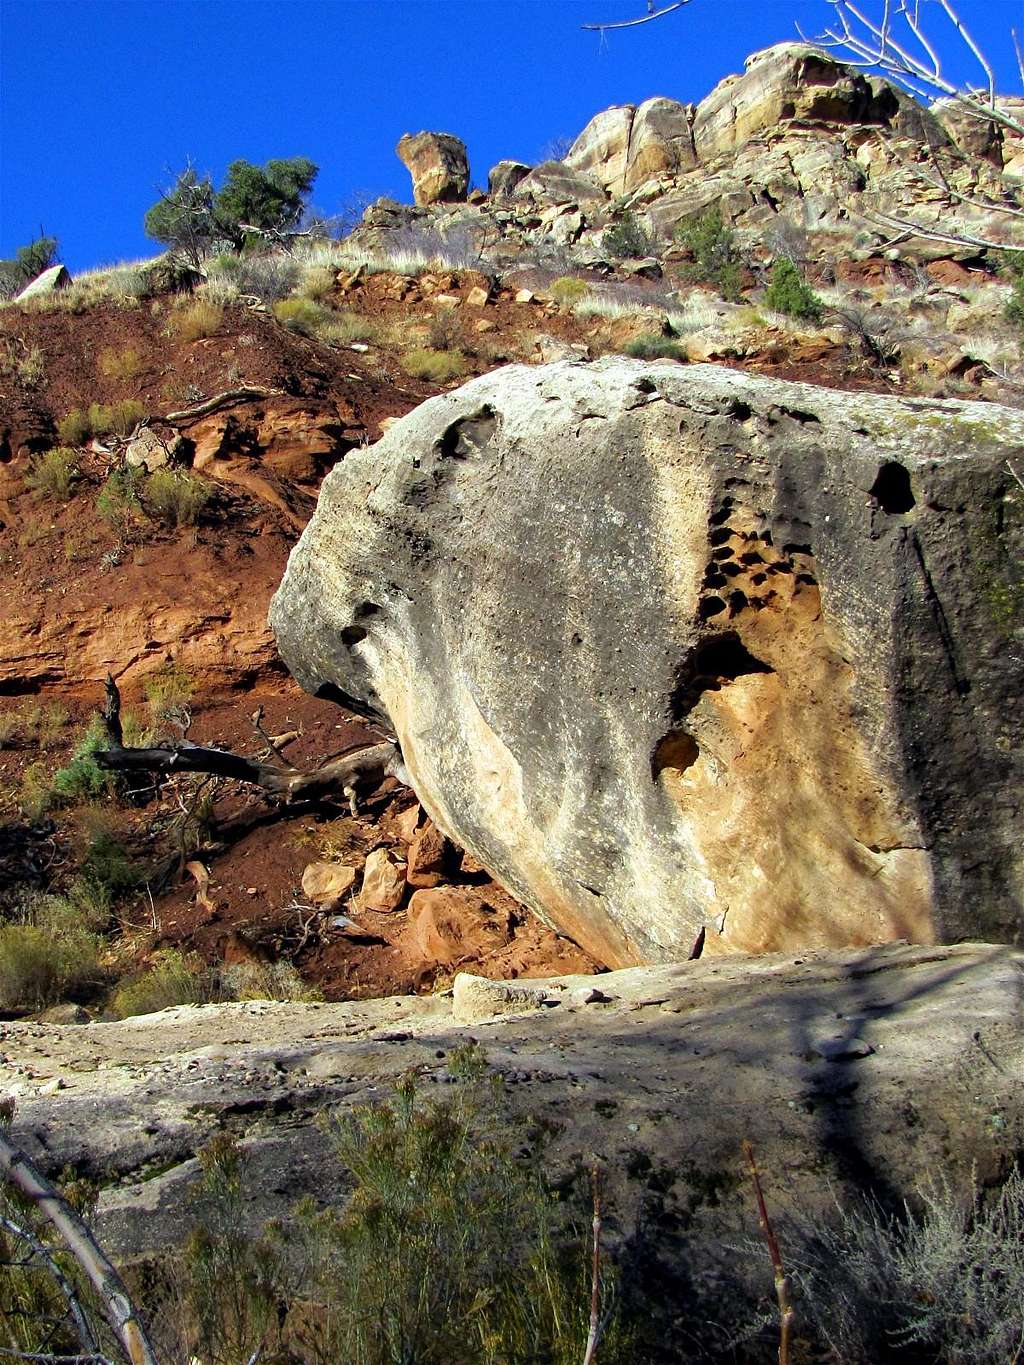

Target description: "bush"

left=400, top=347, right=467, bottom=382
left=623, top=334, right=686, bottom=360
left=298, top=264, right=337, bottom=301
left=98, top=346, right=142, bottom=380
left=427, top=308, right=466, bottom=352
left=791, top=1166, right=1024, bottom=1365
left=51, top=715, right=112, bottom=804
left=143, top=661, right=193, bottom=720
left=143, top=166, right=218, bottom=270
left=24, top=448, right=78, bottom=500
left=550, top=276, right=590, bottom=307
left=272, top=296, right=326, bottom=335
left=208, top=253, right=299, bottom=302
left=213, top=157, right=319, bottom=248
left=602, top=212, right=654, bottom=259
left=145, top=469, right=211, bottom=528
left=0, top=899, right=100, bottom=1011
left=56, top=409, right=92, bottom=446
left=96, top=465, right=144, bottom=535
left=221, top=961, right=322, bottom=1002
left=0, top=234, right=59, bottom=299
left=108, top=949, right=216, bottom=1018
left=764, top=258, right=824, bottom=323
left=674, top=207, right=744, bottom=301
left=168, top=298, right=223, bottom=342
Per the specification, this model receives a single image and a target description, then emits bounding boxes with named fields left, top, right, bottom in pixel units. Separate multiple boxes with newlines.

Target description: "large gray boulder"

left=271, top=360, right=1023, bottom=966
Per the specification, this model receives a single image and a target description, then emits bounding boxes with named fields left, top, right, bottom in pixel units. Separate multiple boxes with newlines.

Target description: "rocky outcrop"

left=272, top=359, right=1023, bottom=966
left=564, top=97, right=697, bottom=196
left=396, top=131, right=469, bottom=206
left=14, top=264, right=71, bottom=301
left=5, top=942, right=1022, bottom=1308
left=487, top=159, right=531, bottom=198
left=511, top=160, right=606, bottom=205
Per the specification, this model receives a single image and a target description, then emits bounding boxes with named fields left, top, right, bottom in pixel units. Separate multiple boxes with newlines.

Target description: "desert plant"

left=790, top=1165, right=1024, bottom=1365
left=18, top=763, right=52, bottom=821
left=0, top=233, right=58, bottom=299
left=674, top=207, right=744, bottom=301
left=107, top=949, right=217, bottom=1018
left=273, top=295, right=328, bottom=335
left=168, top=298, right=223, bottom=342
left=208, top=252, right=300, bottom=301
left=51, top=716, right=113, bottom=805
left=400, top=347, right=467, bottom=382
left=764, top=258, right=824, bottom=323
left=602, top=212, right=654, bottom=260
left=0, top=907, right=99, bottom=1011
left=56, top=408, right=92, bottom=446
left=143, top=165, right=218, bottom=270
left=24, top=448, right=78, bottom=500
left=142, top=661, right=193, bottom=720
left=299, top=263, right=337, bottom=301
left=214, top=157, right=319, bottom=248
left=96, top=465, right=145, bottom=536
left=623, top=334, right=686, bottom=360
left=221, top=960, right=322, bottom=1003
left=97, top=346, right=142, bottom=380
left=145, top=469, right=211, bottom=528
left=319, top=309, right=377, bottom=344
left=551, top=275, right=591, bottom=307
left=427, top=308, right=466, bottom=352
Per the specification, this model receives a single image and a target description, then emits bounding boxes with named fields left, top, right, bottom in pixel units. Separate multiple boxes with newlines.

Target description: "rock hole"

left=711, top=546, right=734, bottom=561
left=671, top=632, right=774, bottom=716
left=778, top=406, right=821, bottom=426
left=699, top=595, right=727, bottom=619
left=709, top=500, right=734, bottom=526
left=436, top=406, right=497, bottom=460
left=870, top=460, right=915, bottom=514
left=341, top=626, right=367, bottom=647
left=782, top=542, right=812, bottom=556
left=726, top=399, right=753, bottom=420
left=740, top=551, right=764, bottom=565
left=703, top=571, right=727, bottom=589
left=652, top=730, right=699, bottom=780
left=751, top=572, right=766, bottom=585
left=720, top=561, right=743, bottom=577
left=796, top=572, right=818, bottom=586
left=709, top=526, right=735, bottom=546
left=354, top=601, right=382, bottom=620
left=728, top=590, right=748, bottom=615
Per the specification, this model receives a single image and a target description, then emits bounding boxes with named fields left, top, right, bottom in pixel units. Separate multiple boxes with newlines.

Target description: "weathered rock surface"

left=396, top=131, right=469, bottom=206
left=487, top=159, right=531, bottom=198
left=565, top=97, right=697, bottom=195
left=15, top=264, right=71, bottom=300
left=4, top=944, right=1021, bottom=1287
left=272, top=359, right=1023, bottom=965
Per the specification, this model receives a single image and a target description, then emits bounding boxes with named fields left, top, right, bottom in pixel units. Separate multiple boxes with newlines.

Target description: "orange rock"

left=409, top=886, right=511, bottom=965
left=395, top=803, right=421, bottom=844
left=406, top=820, right=449, bottom=889
left=301, top=861, right=358, bottom=908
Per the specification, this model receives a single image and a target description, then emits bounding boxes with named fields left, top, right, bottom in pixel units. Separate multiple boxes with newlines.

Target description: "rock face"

left=272, top=359, right=1023, bottom=966
left=14, top=264, right=71, bottom=300
left=396, top=131, right=469, bottom=206
left=487, top=159, right=531, bottom=198
left=564, top=97, right=697, bottom=196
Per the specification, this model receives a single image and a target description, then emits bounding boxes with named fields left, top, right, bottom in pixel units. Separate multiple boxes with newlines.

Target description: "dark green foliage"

left=624, top=334, right=686, bottom=360
left=764, top=257, right=825, bottom=323
left=674, top=207, right=744, bottom=301
left=214, top=157, right=319, bottom=247
left=143, top=166, right=218, bottom=269
left=602, top=211, right=654, bottom=260
left=1000, top=252, right=1024, bottom=328
left=51, top=715, right=112, bottom=804
left=96, top=465, right=145, bottom=536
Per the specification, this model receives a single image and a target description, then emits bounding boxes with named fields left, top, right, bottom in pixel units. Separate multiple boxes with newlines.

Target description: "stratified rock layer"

left=271, top=359, right=1023, bottom=965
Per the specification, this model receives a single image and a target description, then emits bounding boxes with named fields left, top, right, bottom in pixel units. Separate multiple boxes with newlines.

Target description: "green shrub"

left=623, top=334, right=686, bottom=360
left=400, top=347, right=467, bottom=382
left=56, top=408, right=92, bottom=446
left=51, top=714, right=112, bottom=805
left=71, top=823, right=138, bottom=924
left=18, top=763, right=52, bottom=821
left=96, top=465, right=144, bottom=535
left=320, top=310, right=377, bottom=344
left=602, top=211, right=653, bottom=259
left=550, top=276, right=590, bottom=307
left=221, top=961, right=322, bottom=1002
left=272, top=296, right=326, bottom=335
left=98, top=346, right=142, bottom=380
left=0, top=908, right=99, bottom=1012
left=764, top=257, right=825, bottom=323
left=298, top=264, right=337, bottom=301
left=168, top=299, right=223, bottom=342
left=145, top=469, right=211, bottom=528
left=24, top=448, right=78, bottom=500
left=674, top=207, right=744, bottom=301
left=108, top=950, right=216, bottom=1018
left=143, top=661, right=193, bottom=719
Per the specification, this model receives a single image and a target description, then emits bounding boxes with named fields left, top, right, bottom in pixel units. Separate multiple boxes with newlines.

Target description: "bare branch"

left=162, top=386, right=279, bottom=425
left=582, top=1, right=689, bottom=32
left=582, top=1165, right=603, bottom=1365
left=743, top=1140, right=794, bottom=1365
left=0, top=1216, right=99, bottom=1358
left=0, top=1133, right=159, bottom=1365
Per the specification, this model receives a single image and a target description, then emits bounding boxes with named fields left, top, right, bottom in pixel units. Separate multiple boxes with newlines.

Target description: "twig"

left=1007, top=460, right=1024, bottom=494
left=0, top=1134, right=160, bottom=1365
left=0, top=1216, right=99, bottom=1357
left=582, top=1, right=689, bottom=32
left=742, top=1140, right=793, bottom=1365
left=162, top=386, right=279, bottom=425
left=582, top=1165, right=603, bottom=1365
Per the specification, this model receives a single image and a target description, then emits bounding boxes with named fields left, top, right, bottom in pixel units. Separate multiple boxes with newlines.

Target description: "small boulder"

left=358, top=848, right=406, bottom=912
left=465, top=284, right=491, bottom=308
left=396, top=131, right=469, bottom=206
left=511, top=161, right=606, bottom=205
left=488, top=159, right=531, bottom=198
left=125, top=427, right=176, bottom=472
left=301, top=861, right=358, bottom=908
left=35, top=1004, right=89, bottom=1026
left=395, top=803, right=422, bottom=844
left=452, top=973, right=562, bottom=1024
left=15, top=264, right=71, bottom=301
left=406, top=820, right=450, bottom=888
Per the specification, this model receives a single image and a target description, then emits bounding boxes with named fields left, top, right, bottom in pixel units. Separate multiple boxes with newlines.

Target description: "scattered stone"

left=465, top=284, right=491, bottom=308
left=514, top=288, right=534, bottom=304
left=301, top=861, right=358, bottom=908
left=358, top=848, right=406, bottom=913
left=38, top=1077, right=66, bottom=1095
left=572, top=986, right=613, bottom=1005
left=395, top=803, right=422, bottom=843
left=433, top=294, right=460, bottom=309
left=406, top=820, right=449, bottom=889
left=36, top=1004, right=89, bottom=1026
left=409, top=887, right=510, bottom=964
left=125, top=427, right=177, bottom=472
left=474, top=319, right=496, bottom=333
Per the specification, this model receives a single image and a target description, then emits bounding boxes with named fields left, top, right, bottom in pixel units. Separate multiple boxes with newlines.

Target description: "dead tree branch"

left=0, top=1217, right=100, bottom=1359
left=0, top=1133, right=159, bottom=1365
left=163, top=387, right=279, bottom=425
left=582, top=1165, right=604, bottom=1365
left=742, top=1141, right=794, bottom=1365
left=95, top=675, right=408, bottom=815
left=582, top=1, right=690, bottom=33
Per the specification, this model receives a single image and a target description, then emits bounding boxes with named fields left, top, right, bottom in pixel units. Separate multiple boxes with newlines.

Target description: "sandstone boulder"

left=301, top=861, right=358, bottom=908
left=406, top=819, right=449, bottom=888
left=564, top=105, right=635, bottom=194
left=357, top=847, right=406, bottom=912
left=488, top=159, right=531, bottom=198
left=272, top=364, right=1022, bottom=969
left=564, top=99, right=697, bottom=196
left=396, top=132, right=469, bottom=206
left=409, top=886, right=510, bottom=964
left=511, top=160, right=606, bottom=205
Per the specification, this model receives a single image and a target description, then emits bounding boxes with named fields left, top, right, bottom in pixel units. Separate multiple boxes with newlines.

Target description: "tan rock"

left=406, top=820, right=449, bottom=889
left=488, top=159, right=531, bottom=198
left=514, top=289, right=534, bottom=304
left=564, top=105, right=635, bottom=195
left=15, top=264, right=71, bottom=300
left=358, top=848, right=406, bottom=912
left=452, top=972, right=561, bottom=1024
left=396, top=131, right=469, bottom=206
left=301, top=861, right=358, bottom=908
left=409, top=887, right=511, bottom=965
left=625, top=97, right=697, bottom=190
left=474, top=319, right=496, bottom=333
left=433, top=293, right=460, bottom=309
left=465, top=285, right=490, bottom=308
left=395, top=804, right=421, bottom=844
left=125, top=427, right=176, bottom=472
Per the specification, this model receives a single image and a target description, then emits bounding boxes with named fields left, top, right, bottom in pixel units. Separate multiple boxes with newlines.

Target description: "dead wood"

left=163, top=387, right=280, bottom=425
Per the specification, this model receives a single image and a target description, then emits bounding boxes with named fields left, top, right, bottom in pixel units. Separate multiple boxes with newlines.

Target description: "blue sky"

left=2, top=0, right=1022, bottom=271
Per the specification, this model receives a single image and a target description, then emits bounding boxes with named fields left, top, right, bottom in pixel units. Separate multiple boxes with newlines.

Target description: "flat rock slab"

left=3, top=943, right=1022, bottom=1268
